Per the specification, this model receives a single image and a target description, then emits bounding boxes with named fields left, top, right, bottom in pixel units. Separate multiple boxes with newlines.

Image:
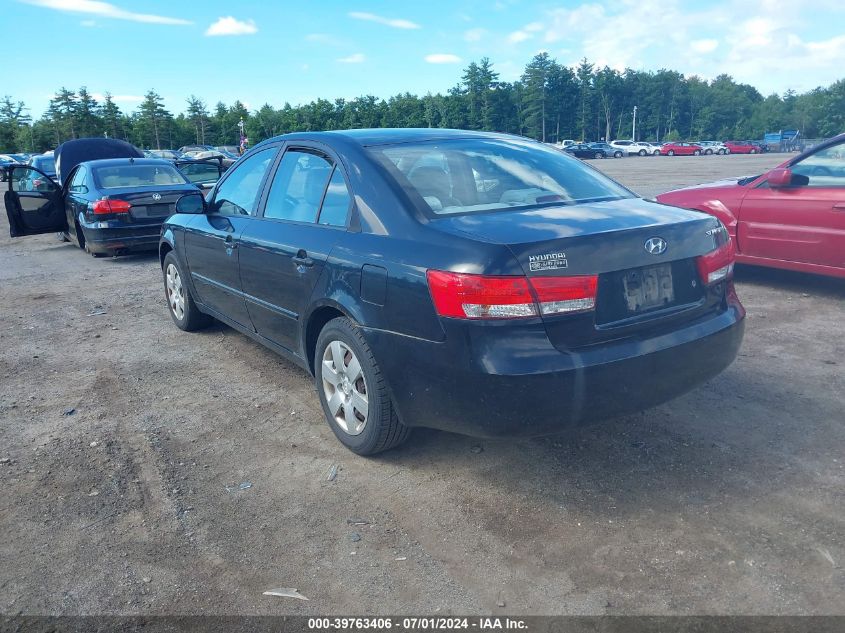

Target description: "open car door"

left=4, top=165, right=67, bottom=237
left=174, top=158, right=225, bottom=193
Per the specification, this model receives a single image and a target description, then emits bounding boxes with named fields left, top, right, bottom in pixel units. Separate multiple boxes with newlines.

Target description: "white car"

left=610, top=140, right=656, bottom=156
left=697, top=141, right=729, bottom=155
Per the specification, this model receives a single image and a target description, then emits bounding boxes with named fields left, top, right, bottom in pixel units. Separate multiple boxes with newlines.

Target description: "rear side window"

left=264, top=150, right=333, bottom=223
left=318, top=168, right=352, bottom=226
left=210, top=147, right=276, bottom=216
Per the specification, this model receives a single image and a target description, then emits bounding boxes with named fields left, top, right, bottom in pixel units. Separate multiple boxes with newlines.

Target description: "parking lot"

left=0, top=153, right=842, bottom=616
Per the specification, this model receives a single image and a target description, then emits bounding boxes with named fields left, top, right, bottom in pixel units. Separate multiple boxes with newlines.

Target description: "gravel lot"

left=0, top=153, right=842, bottom=616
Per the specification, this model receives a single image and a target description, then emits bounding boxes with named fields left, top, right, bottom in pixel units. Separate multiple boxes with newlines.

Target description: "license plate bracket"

left=622, top=263, right=674, bottom=313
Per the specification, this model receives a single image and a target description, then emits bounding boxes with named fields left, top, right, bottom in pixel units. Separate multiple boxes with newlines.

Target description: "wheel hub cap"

left=321, top=340, right=368, bottom=436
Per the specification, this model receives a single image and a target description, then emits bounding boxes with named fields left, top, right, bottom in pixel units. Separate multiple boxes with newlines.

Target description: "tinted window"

left=178, top=161, right=221, bottom=185
left=372, top=138, right=633, bottom=215
left=93, top=164, right=188, bottom=189
left=318, top=168, right=352, bottom=226
left=211, top=147, right=276, bottom=216
left=791, top=140, right=845, bottom=187
left=264, top=150, right=332, bottom=222
left=32, top=156, right=56, bottom=173
left=11, top=166, right=57, bottom=192
left=69, top=166, right=86, bottom=191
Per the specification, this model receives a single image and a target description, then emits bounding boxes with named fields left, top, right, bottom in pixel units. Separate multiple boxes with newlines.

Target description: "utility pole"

left=632, top=105, right=638, bottom=141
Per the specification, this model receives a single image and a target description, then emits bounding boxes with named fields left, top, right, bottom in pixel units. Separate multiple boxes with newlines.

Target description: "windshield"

left=92, top=164, right=188, bottom=188
left=33, top=157, right=55, bottom=172
left=371, top=138, right=633, bottom=216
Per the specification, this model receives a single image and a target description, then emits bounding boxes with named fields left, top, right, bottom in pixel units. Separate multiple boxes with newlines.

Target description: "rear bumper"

left=80, top=220, right=162, bottom=254
left=364, top=295, right=745, bottom=438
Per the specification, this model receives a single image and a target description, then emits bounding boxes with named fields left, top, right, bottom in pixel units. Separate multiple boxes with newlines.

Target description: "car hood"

left=55, top=138, right=143, bottom=186
left=664, top=177, right=751, bottom=192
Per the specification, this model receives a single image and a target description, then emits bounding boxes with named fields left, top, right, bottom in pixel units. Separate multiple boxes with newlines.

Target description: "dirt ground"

left=0, top=153, right=842, bottom=616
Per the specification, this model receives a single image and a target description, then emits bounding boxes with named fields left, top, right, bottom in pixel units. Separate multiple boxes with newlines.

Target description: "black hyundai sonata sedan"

left=159, top=128, right=745, bottom=455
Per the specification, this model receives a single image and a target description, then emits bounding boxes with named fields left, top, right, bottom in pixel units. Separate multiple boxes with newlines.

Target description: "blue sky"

left=4, top=0, right=845, bottom=118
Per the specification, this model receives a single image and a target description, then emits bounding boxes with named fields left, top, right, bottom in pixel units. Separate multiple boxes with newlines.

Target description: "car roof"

left=255, top=127, right=523, bottom=149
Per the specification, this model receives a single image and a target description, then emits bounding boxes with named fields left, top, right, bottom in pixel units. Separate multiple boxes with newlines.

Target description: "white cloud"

left=524, top=22, right=544, bottom=32
left=348, top=11, right=420, bottom=29
left=691, top=38, right=719, bottom=53
left=508, top=30, right=532, bottom=43
left=464, top=27, right=486, bottom=42
left=80, top=18, right=95, bottom=26
left=425, top=53, right=461, bottom=64
left=21, top=0, right=191, bottom=24
left=337, top=53, right=366, bottom=63
left=205, top=16, right=257, bottom=36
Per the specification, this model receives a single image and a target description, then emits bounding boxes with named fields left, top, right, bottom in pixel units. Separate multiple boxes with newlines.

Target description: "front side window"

left=11, top=166, right=57, bottom=193
left=210, top=147, right=276, bottom=216
left=264, top=150, right=333, bottom=223
left=371, top=138, right=633, bottom=216
left=791, top=141, right=845, bottom=187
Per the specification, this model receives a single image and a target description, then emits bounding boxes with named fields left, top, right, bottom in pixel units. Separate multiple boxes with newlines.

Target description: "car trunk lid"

left=429, top=198, right=727, bottom=348
left=98, top=186, right=197, bottom=223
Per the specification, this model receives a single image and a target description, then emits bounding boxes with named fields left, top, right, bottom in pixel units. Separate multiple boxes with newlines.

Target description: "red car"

left=659, top=142, right=703, bottom=156
left=656, top=133, right=845, bottom=279
left=724, top=141, right=761, bottom=154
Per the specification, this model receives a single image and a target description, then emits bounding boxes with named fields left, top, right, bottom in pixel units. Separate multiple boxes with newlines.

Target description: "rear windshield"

left=370, top=138, right=633, bottom=216
left=93, top=164, right=188, bottom=189
left=33, top=157, right=55, bottom=172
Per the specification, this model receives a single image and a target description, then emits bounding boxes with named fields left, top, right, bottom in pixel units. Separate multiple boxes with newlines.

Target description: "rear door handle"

left=833, top=203, right=845, bottom=211
left=292, top=249, right=314, bottom=268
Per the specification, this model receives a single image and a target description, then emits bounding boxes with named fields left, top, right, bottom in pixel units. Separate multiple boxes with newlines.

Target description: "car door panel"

left=738, top=186, right=845, bottom=268
left=4, top=166, right=67, bottom=237
left=239, top=223, right=343, bottom=352
left=183, top=215, right=254, bottom=327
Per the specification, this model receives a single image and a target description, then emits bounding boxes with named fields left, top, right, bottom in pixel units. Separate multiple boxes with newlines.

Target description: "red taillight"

left=426, top=270, right=598, bottom=320
left=529, top=275, right=598, bottom=315
left=92, top=199, right=131, bottom=215
left=697, top=239, right=735, bottom=286
left=32, top=179, right=43, bottom=188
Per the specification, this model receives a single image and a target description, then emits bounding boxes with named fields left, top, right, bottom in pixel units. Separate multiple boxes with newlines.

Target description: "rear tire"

left=614, top=151, right=623, bottom=158
left=749, top=149, right=756, bottom=154
left=56, top=232, right=70, bottom=242
left=638, top=149, right=647, bottom=156
left=162, top=251, right=212, bottom=332
left=315, top=317, right=411, bottom=456
left=594, top=152, right=603, bottom=159
left=694, top=150, right=701, bottom=156
left=668, top=150, right=675, bottom=156
left=704, top=149, right=713, bottom=155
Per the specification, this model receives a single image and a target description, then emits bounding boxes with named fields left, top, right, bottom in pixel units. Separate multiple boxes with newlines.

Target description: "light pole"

left=632, top=105, right=638, bottom=141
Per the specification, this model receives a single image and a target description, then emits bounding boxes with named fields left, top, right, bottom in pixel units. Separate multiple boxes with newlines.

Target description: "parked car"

left=17, top=154, right=58, bottom=190
left=564, top=142, right=609, bottom=159
left=4, top=138, right=204, bottom=257
left=656, top=132, right=845, bottom=279
left=145, top=149, right=185, bottom=161
left=151, top=128, right=744, bottom=455
left=610, top=140, right=655, bottom=156
left=697, top=141, right=729, bottom=155
left=178, top=144, right=214, bottom=154
left=724, top=141, right=760, bottom=154
left=589, top=142, right=624, bottom=158
left=659, top=142, right=703, bottom=156
left=215, top=145, right=240, bottom=155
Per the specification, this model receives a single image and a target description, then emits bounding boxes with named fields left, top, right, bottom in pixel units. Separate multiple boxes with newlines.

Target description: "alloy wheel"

left=321, top=340, right=369, bottom=435
left=165, top=263, right=185, bottom=321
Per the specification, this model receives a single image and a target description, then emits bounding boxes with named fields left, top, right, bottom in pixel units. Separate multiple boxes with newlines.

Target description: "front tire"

left=667, top=150, right=675, bottom=156
left=614, top=151, right=623, bottom=158
left=315, top=317, right=411, bottom=455
left=749, top=149, right=756, bottom=154
left=162, top=251, right=211, bottom=332
left=638, top=149, right=647, bottom=156
left=694, top=150, right=701, bottom=156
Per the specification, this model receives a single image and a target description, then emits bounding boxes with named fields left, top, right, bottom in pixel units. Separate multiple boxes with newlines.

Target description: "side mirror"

left=175, top=193, right=207, bottom=214
left=767, top=168, right=793, bottom=188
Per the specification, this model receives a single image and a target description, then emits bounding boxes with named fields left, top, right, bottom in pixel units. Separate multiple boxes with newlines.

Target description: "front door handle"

left=292, top=249, right=314, bottom=268
left=224, top=234, right=238, bottom=249
left=833, top=203, right=845, bottom=211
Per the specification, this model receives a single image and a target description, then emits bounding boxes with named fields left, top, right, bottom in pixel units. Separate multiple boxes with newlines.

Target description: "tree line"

left=1, top=53, right=844, bottom=154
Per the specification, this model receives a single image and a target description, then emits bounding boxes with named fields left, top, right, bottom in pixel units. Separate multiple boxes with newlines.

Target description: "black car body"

left=154, top=128, right=745, bottom=455
left=565, top=143, right=607, bottom=159
left=4, top=138, right=204, bottom=256
left=588, top=142, right=624, bottom=158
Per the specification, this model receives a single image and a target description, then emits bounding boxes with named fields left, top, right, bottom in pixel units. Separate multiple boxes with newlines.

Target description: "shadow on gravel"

left=735, top=264, right=845, bottom=298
